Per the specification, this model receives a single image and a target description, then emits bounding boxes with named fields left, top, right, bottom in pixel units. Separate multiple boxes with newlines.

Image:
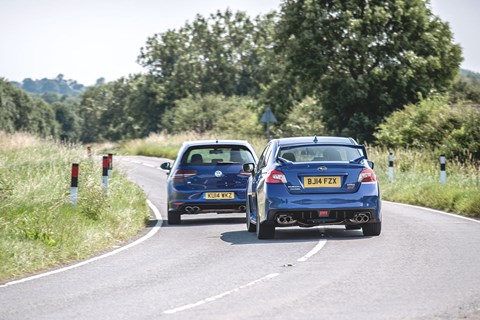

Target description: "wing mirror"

left=242, top=163, right=255, bottom=173
left=160, top=162, right=172, bottom=173
left=367, top=160, right=374, bottom=169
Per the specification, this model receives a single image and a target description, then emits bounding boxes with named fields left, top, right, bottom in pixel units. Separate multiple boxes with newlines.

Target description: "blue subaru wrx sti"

left=161, top=140, right=258, bottom=225
left=243, top=136, right=381, bottom=239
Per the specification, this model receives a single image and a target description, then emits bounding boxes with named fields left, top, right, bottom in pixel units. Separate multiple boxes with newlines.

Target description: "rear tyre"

left=362, top=221, right=381, bottom=236
left=246, top=199, right=256, bottom=232
left=256, top=214, right=275, bottom=239
left=168, top=211, right=181, bottom=225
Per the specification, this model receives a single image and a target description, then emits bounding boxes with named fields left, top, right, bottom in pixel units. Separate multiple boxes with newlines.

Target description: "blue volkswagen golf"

left=243, top=136, right=381, bottom=239
left=161, top=140, right=258, bottom=225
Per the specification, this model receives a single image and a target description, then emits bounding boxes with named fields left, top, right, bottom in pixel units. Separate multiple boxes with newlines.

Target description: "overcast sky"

left=0, top=0, right=478, bottom=86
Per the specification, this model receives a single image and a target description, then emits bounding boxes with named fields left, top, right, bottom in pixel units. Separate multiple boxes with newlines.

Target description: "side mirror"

left=160, top=162, right=172, bottom=172
left=242, top=163, right=255, bottom=173
left=367, top=160, right=374, bottom=169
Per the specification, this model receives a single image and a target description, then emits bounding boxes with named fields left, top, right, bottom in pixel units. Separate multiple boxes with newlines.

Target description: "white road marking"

left=0, top=200, right=162, bottom=288
left=163, top=273, right=280, bottom=314
left=297, top=239, right=327, bottom=262
left=385, top=201, right=480, bottom=224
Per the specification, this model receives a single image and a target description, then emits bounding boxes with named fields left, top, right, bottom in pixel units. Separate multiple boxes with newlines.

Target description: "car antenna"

left=313, top=136, right=318, bottom=143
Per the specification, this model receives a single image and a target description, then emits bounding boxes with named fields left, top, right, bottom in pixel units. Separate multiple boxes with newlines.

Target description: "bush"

left=374, top=94, right=480, bottom=160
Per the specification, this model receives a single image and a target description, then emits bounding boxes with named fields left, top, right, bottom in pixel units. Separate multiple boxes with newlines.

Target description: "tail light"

left=266, top=169, right=287, bottom=184
left=172, top=169, right=197, bottom=182
left=358, top=168, right=377, bottom=182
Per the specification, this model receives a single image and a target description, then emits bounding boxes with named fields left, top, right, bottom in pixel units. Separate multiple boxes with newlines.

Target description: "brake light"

left=358, top=168, right=377, bottom=182
left=172, top=169, right=197, bottom=181
left=266, top=169, right=287, bottom=184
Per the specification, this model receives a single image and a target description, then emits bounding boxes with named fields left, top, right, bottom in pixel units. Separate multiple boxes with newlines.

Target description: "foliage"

left=12, top=74, right=86, bottom=95
left=0, top=78, right=59, bottom=138
left=0, top=132, right=149, bottom=281
left=374, top=95, right=480, bottom=160
left=449, top=69, right=480, bottom=104
left=161, top=94, right=263, bottom=137
left=276, top=0, right=462, bottom=142
left=276, top=96, right=326, bottom=137
left=139, top=10, right=278, bottom=100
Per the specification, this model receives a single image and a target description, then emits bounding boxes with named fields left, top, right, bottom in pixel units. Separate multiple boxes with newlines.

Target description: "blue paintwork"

left=246, top=136, right=382, bottom=237
left=165, top=140, right=258, bottom=216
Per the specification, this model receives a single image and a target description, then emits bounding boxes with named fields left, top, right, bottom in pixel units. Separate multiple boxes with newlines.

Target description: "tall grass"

left=368, top=147, right=480, bottom=217
left=0, top=132, right=149, bottom=282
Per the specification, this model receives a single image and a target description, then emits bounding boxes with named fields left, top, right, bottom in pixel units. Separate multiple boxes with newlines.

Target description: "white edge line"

left=297, top=239, right=327, bottom=262
left=0, top=200, right=162, bottom=288
left=384, top=200, right=480, bottom=224
left=163, top=273, right=280, bottom=314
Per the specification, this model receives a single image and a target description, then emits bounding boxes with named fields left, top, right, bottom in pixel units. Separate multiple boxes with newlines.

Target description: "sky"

left=0, top=0, right=479, bottom=86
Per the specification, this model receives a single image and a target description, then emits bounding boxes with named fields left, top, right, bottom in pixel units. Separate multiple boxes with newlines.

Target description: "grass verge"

left=0, top=132, right=149, bottom=282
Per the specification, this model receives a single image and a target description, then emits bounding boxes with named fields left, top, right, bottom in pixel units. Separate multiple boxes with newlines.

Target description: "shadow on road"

left=221, top=226, right=368, bottom=245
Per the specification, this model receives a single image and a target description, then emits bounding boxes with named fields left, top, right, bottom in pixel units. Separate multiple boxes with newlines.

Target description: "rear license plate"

left=205, top=192, right=235, bottom=200
left=303, top=176, right=341, bottom=188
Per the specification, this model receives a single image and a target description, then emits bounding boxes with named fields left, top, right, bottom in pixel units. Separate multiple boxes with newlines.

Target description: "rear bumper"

left=260, top=183, right=381, bottom=226
left=167, top=187, right=247, bottom=214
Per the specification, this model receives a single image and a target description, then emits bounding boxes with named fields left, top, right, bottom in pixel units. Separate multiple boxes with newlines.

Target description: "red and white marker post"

left=70, top=163, right=79, bottom=206
left=102, top=156, right=109, bottom=194
left=108, top=153, right=113, bottom=177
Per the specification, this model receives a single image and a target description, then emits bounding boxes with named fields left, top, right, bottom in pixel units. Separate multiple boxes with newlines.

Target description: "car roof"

left=275, top=136, right=357, bottom=146
left=181, top=140, right=254, bottom=148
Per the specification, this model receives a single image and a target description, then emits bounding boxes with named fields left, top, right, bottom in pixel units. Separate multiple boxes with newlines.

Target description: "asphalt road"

left=1, top=155, right=480, bottom=320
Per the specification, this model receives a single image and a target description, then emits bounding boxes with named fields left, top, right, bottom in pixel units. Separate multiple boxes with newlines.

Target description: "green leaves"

left=277, top=0, right=462, bottom=141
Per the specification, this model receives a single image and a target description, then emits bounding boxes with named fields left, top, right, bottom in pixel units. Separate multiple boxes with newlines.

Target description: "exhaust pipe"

left=192, top=206, right=201, bottom=213
left=185, top=206, right=194, bottom=213
left=238, top=205, right=246, bottom=212
left=349, top=212, right=370, bottom=224
left=277, top=214, right=297, bottom=225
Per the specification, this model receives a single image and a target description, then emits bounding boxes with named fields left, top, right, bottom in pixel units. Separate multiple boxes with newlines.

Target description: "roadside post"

left=260, top=107, right=277, bottom=141
left=102, top=156, right=109, bottom=194
left=440, top=154, right=446, bottom=184
left=108, top=153, right=113, bottom=177
left=70, top=163, right=79, bottom=206
left=388, top=152, right=394, bottom=182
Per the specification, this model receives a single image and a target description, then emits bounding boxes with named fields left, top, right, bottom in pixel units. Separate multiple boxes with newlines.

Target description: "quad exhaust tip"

left=350, top=212, right=370, bottom=224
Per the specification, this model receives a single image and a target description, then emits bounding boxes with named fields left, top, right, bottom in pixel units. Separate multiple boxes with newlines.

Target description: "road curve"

left=1, top=155, right=480, bottom=320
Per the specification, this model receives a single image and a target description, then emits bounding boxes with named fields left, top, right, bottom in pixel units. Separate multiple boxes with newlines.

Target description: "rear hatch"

left=278, top=162, right=365, bottom=194
left=173, top=163, right=250, bottom=190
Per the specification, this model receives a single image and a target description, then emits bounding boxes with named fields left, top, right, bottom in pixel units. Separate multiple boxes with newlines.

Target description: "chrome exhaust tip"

left=277, top=214, right=296, bottom=225
left=349, top=212, right=370, bottom=224
left=238, top=205, right=246, bottom=212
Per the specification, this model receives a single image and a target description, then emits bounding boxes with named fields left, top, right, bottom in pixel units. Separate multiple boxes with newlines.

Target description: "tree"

left=277, top=0, right=462, bottom=142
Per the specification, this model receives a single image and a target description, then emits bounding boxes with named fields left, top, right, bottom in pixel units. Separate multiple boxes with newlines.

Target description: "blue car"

left=161, top=140, right=258, bottom=225
left=243, top=136, right=381, bottom=239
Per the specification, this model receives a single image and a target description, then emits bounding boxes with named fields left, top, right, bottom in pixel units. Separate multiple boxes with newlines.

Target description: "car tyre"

left=362, top=222, right=381, bottom=236
left=256, top=214, right=275, bottom=239
left=168, top=211, right=181, bottom=225
left=246, top=198, right=256, bottom=232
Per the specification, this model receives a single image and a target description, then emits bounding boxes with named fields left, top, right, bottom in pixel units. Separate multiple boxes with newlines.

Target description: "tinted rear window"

left=181, top=145, right=255, bottom=165
left=278, top=145, right=363, bottom=162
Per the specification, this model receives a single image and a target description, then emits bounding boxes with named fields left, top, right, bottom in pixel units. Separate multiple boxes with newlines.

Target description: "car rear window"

left=278, top=145, right=363, bottom=162
left=181, top=145, right=255, bottom=165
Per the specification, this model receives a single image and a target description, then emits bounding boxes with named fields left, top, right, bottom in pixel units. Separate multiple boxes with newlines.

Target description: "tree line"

left=1, top=0, right=480, bottom=158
